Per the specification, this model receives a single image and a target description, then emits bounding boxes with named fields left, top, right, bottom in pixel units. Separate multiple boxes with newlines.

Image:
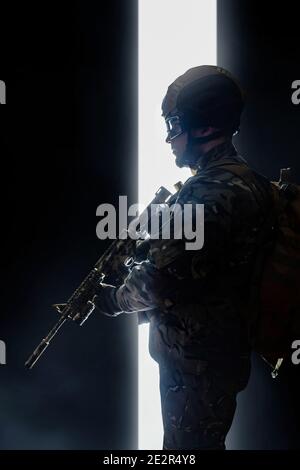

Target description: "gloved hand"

left=93, top=283, right=123, bottom=317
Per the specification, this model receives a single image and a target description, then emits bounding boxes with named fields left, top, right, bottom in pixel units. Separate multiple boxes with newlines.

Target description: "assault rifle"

left=25, top=186, right=172, bottom=369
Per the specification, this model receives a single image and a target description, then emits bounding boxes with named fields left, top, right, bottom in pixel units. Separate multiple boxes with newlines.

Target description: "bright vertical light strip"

left=138, top=0, right=216, bottom=449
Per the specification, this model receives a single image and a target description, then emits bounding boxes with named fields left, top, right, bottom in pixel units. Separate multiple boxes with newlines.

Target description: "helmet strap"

left=180, top=129, right=224, bottom=167
left=189, top=130, right=223, bottom=144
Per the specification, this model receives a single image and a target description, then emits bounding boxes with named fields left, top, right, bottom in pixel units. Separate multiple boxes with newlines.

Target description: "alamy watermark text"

left=0, top=80, right=6, bottom=104
left=291, top=80, right=300, bottom=105
left=0, top=340, right=6, bottom=365
left=96, top=197, right=204, bottom=251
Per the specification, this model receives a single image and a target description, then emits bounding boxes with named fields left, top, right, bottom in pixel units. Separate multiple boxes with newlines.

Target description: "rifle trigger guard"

left=52, top=303, right=67, bottom=315
left=124, top=257, right=134, bottom=268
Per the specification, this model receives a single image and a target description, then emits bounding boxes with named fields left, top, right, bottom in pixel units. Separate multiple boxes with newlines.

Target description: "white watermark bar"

left=138, top=0, right=216, bottom=450
left=0, top=80, right=6, bottom=104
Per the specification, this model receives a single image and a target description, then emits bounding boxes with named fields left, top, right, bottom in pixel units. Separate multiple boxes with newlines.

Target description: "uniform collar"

left=194, top=141, right=246, bottom=174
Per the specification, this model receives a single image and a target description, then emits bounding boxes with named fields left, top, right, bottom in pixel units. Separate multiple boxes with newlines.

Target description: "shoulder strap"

left=208, top=161, right=272, bottom=212
left=213, top=163, right=280, bottom=349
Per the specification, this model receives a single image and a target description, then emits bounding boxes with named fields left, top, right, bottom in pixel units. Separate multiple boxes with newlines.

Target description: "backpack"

left=218, top=163, right=300, bottom=377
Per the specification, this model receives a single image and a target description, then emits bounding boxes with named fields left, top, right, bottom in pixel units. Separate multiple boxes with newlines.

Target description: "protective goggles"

left=165, top=115, right=185, bottom=142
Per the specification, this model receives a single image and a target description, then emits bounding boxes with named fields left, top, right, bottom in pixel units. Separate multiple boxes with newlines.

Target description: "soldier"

left=94, top=66, right=273, bottom=449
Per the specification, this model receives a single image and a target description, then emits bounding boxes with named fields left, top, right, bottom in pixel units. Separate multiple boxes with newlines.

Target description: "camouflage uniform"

left=114, top=141, right=272, bottom=449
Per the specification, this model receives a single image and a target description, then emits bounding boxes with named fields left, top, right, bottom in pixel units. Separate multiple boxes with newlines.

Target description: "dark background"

left=0, top=0, right=138, bottom=449
left=218, top=0, right=300, bottom=449
left=0, top=0, right=299, bottom=451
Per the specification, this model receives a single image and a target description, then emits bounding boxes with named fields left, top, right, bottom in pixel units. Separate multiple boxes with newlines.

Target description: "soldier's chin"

left=175, top=153, right=191, bottom=169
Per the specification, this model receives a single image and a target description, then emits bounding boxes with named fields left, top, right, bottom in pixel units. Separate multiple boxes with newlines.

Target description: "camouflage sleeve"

left=115, top=175, right=236, bottom=312
left=115, top=260, right=180, bottom=313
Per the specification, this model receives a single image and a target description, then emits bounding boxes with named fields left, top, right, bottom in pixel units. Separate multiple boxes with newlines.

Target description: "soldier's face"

left=170, top=132, right=188, bottom=168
